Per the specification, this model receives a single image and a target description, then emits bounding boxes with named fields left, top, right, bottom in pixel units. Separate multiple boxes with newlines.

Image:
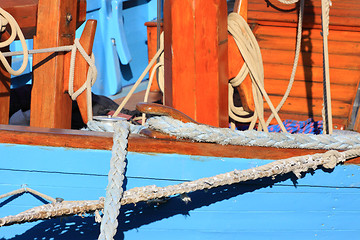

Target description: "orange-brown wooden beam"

left=30, top=0, right=84, bottom=128
left=0, top=33, right=11, bottom=125
left=164, top=0, right=229, bottom=127
left=0, top=0, right=86, bottom=39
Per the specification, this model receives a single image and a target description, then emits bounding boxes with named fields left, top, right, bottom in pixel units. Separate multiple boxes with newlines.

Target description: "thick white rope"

left=98, top=121, right=130, bottom=240
left=228, top=13, right=287, bottom=132
left=146, top=116, right=360, bottom=150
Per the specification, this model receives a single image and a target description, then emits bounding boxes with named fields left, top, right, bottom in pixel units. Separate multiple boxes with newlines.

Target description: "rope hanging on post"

left=0, top=7, right=97, bottom=122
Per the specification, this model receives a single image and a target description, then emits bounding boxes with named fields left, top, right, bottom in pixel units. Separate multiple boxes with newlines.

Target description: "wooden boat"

left=0, top=0, right=359, bottom=239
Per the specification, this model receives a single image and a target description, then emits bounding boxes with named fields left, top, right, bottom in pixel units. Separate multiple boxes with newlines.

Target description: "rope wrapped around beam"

left=146, top=116, right=360, bottom=150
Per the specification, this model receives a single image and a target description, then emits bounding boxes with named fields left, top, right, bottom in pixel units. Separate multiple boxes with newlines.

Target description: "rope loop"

left=0, top=7, right=28, bottom=76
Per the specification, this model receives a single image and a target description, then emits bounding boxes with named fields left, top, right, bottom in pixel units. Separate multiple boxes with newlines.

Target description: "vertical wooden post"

left=164, top=0, right=229, bottom=127
left=30, top=0, right=78, bottom=128
left=0, top=41, right=11, bottom=125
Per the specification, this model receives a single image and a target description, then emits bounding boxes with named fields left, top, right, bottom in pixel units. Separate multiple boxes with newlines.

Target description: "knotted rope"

left=0, top=7, right=97, bottom=121
left=146, top=116, right=360, bottom=150
left=98, top=121, right=130, bottom=240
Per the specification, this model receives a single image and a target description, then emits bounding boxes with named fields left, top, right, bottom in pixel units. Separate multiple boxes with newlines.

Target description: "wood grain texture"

left=0, top=124, right=358, bottom=164
left=136, top=102, right=198, bottom=123
left=248, top=0, right=360, bottom=30
left=164, top=0, right=229, bottom=127
left=0, top=41, right=11, bottom=125
left=246, top=0, right=360, bottom=129
left=30, top=0, right=79, bottom=128
left=0, top=0, right=86, bottom=39
left=144, top=21, right=162, bottom=92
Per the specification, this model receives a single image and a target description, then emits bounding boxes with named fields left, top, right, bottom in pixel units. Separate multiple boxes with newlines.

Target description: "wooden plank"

left=0, top=35, right=11, bottom=125
left=248, top=0, right=360, bottom=29
left=0, top=124, right=358, bottom=164
left=264, top=79, right=357, bottom=103
left=263, top=63, right=359, bottom=86
left=0, top=0, right=86, bottom=39
left=261, top=49, right=360, bottom=70
left=255, top=29, right=360, bottom=56
left=164, top=0, right=229, bottom=127
left=30, top=0, right=80, bottom=128
left=144, top=21, right=162, bottom=92
left=0, top=0, right=38, bottom=39
left=263, top=95, right=351, bottom=118
left=255, top=24, right=360, bottom=43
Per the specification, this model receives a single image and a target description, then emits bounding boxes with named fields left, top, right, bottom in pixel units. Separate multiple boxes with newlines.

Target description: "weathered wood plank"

left=264, top=95, right=351, bottom=118
left=248, top=0, right=360, bottom=29
left=0, top=124, right=358, bottom=164
left=265, top=80, right=357, bottom=103
left=0, top=39, right=11, bottom=125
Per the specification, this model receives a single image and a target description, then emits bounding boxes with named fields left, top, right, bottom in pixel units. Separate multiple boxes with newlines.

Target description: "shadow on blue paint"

left=0, top=170, right=310, bottom=240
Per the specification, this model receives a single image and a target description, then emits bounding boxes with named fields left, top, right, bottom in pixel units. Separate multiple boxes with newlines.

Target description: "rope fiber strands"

left=1, top=146, right=359, bottom=227
left=146, top=116, right=360, bottom=150
left=98, top=121, right=130, bottom=240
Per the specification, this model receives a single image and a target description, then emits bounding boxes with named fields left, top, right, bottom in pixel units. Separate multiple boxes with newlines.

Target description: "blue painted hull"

left=0, top=143, right=359, bottom=239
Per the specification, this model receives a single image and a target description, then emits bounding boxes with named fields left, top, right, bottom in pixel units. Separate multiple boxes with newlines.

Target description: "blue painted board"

left=0, top=143, right=359, bottom=239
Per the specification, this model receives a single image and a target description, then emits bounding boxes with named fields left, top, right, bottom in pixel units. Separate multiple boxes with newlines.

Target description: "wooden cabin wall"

left=247, top=0, right=360, bottom=129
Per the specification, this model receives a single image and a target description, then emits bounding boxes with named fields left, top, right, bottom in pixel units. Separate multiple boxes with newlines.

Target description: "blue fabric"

left=267, top=118, right=323, bottom=134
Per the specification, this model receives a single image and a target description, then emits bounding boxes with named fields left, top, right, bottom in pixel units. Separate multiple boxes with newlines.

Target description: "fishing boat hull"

left=1, top=141, right=359, bottom=239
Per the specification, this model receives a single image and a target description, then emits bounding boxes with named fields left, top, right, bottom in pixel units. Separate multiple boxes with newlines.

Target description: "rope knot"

left=321, top=150, right=343, bottom=169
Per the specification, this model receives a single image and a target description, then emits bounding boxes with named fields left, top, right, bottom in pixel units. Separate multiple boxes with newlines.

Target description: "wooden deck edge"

left=0, top=124, right=358, bottom=164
